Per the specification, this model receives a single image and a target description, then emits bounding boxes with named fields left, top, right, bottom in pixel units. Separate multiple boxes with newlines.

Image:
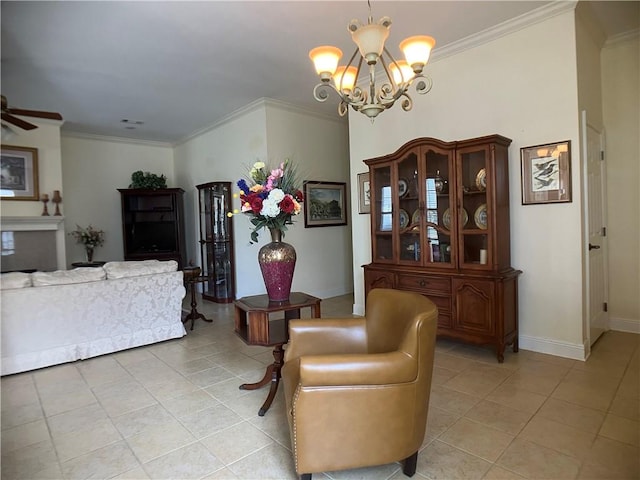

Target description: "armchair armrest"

left=284, top=317, right=367, bottom=362
left=299, top=351, right=416, bottom=387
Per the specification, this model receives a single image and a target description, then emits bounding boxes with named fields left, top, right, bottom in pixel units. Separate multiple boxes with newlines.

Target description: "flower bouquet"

left=234, top=160, right=304, bottom=243
left=70, top=224, right=105, bottom=262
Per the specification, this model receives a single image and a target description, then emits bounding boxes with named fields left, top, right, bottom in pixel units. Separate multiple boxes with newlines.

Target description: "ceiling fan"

left=1, top=94, right=63, bottom=131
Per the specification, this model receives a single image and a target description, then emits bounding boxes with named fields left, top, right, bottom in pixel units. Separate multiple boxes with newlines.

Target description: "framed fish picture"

left=520, top=140, right=571, bottom=204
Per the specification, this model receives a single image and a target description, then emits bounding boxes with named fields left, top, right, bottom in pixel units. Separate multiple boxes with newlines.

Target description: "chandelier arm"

left=382, top=46, right=403, bottom=87
left=414, top=76, right=433, bottom=95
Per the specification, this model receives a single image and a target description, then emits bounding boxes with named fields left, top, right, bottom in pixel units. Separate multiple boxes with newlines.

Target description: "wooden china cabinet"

left=363, top=135, right=521, bottom=362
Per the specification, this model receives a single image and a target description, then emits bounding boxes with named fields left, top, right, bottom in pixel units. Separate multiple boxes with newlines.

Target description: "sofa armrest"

left=284, top=317, right=367, bottom=362
left=298, top=351, right=416, bottom=387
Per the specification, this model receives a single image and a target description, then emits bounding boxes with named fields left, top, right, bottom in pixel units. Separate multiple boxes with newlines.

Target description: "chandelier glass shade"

left=309, top=12, right=435, bottom=119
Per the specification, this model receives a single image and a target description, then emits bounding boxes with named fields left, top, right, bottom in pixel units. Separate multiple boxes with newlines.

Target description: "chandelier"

left=309, top=3, right=435, bottom=120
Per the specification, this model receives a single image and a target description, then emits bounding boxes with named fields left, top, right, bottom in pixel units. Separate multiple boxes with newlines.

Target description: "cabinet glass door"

left=198, top=182, right=235, bottom=302
left=398, top=150, right=420, bottom=264
left=423, top=148, right=454, bottom=266
left=458, top=146, right=490, bottom=268
left=372, top=165, right=393, bottom=262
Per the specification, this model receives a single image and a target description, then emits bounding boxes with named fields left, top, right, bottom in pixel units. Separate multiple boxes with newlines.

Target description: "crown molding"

left=431, top=1, right=577, bottom=62
left=61, top=130, right=173, bottom=148
left=604, top=28, right=640, bottom=48
left=262, top=98, right=347, bottom=125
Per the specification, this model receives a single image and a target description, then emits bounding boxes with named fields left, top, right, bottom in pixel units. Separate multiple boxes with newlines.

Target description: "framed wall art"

left=303, top=181, right=348, bottom=227
left=357, top=172, right=370, bottom=214
left=520, top=140, right=571, bottom=205
left=1, top=145, right=39, bottom=200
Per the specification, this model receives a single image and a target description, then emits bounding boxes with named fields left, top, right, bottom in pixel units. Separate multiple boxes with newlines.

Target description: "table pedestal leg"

left=182, top=280, right=212, bottom=331
left=239, top=343, right=284, bottom=416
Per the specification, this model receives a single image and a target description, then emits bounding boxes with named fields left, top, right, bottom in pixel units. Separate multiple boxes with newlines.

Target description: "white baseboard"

left=609, top=317, right=640, bottom=334
left=517, top=334, right=587, bottom=361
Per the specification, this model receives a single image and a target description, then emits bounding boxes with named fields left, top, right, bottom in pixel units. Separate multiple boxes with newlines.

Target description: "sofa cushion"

left=103, top=260, right=178, bottom=279
left=31, top=267, right=106, bottom=287
left=0, top=272, right=33, bottom=290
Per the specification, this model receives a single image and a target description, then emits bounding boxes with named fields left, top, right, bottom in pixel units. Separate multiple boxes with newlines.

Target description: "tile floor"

left=1, top=293, right=639, bottom=480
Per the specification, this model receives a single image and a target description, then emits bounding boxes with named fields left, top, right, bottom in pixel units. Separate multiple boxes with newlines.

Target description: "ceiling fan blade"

left=1, top=112, right=38, bottom=130
left=6, top=107, right=63, bottom=121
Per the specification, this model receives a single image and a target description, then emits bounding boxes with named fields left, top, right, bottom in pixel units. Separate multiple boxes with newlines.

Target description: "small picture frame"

left=1, top=145, right=39, bottom=201
left=357, top=172, right=370, bottom=214
left=520, top=140, right=571, bottom=205
left=303, top=181, right=348, bottom=227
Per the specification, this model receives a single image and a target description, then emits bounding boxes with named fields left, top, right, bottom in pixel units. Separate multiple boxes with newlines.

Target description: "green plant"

left=129, top=171, right=167, bottom=189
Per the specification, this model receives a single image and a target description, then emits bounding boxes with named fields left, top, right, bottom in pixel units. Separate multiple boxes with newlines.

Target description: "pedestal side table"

left=182, top=266, right=213, bottom=331
left=234, top=292, right=321, bottom=416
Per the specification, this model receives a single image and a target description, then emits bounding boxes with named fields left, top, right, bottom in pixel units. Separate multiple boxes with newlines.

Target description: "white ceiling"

left=2, top=1, right=638, bottom=144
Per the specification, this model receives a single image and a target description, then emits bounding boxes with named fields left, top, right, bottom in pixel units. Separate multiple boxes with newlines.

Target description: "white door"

left=582, top=111, right=608, bottom=347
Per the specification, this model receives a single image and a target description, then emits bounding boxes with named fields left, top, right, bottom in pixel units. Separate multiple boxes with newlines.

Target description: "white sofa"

left=1, top=260, right=187, bottom=376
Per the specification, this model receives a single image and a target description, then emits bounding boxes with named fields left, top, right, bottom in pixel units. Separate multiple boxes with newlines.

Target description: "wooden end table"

left=182, top=267, right=212, bottom=331
left=234, top=292, right=321, bottom=416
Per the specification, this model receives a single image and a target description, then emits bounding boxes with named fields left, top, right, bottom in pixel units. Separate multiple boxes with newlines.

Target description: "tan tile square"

left=95, top=382, right=158, bottom=417
left=439, top=418, right=514, bottom=462
left=76, top=355, right=133, bottom=387
left=464, top=400, right=531, bottom=435
left=61, top=440, right=139, bottom=480
left=226, top=442, right=298, bottom=479
left=432, top=365, right=459, bottom=386
left=1, top=379, right=39, bottom=408
left=328, top=463, right=401, bottom=479
left=180, top=404, right=243, bottom=438
left=424, top=406, right=460, bottom=442
left=126, top=418, right=196, bottom=463
left=143, top=442, right=223, bottom=479
left=160, top=389, right=219, bottom=418
left=485, top=383, right=547, bottom=414
left=551, top=379, right=617, bottom=412
left=0, top=439, right=59, bottom=480
left=434, top=352, right=481, bottom=372
left=519, top=415, right=595, bottom=460
left=112, top=403, right=176, bottom=437
left=417, top=439, right=492, bottom=479
left=537, top=397, right=605, bottom=434
left=1, top=401, right=44, bottom=430
left=609, top=394, right=640, bottom=421
left=187, top=366, right=236, bottom=388
left=599, top=413, right=639, bottom=446
left=112, top=466, right=150, bottom=479
left=444, top=364, right=511, bottom=397
left=482, top=465, right=526, bottom=479
left=112, top=346, right=156, bottom=366
left=1, top=419, right=50, bottom=453
left=587, top=436, right=640, bottom=478
left=144, top=375, right=200, bottom=400
left=47, top=403, right=109, bottom=437
left=429, top=385, right=481, bottom=416
left=54, top=417, right=122, bottom=462
left=201, top=421, right=274, bottom=464
left=247, top=401, right=291, bottom=447
left=497, top=437, right=581, bottom=479
left=501, top=370, right=562, bottom=395
left=39, top=388, right=97, bottom=417
left=204, top=377, right=252, bottom=404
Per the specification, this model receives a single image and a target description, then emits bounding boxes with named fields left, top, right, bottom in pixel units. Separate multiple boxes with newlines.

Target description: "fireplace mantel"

left=1, top=216, right=67, bottom=270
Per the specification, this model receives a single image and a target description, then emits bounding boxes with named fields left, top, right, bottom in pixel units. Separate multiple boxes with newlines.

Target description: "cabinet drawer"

left=397, top=274, right=450, bottom=294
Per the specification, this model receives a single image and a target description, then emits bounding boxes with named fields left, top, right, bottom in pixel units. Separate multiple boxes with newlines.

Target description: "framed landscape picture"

left=303, top=181, right=348, bottom=227
left=1, top=145, right=39, bottom=200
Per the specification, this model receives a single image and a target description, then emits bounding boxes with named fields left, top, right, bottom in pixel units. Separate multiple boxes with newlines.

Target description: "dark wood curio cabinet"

left=118, top=188, right=186, bottom=268
left=363, top=135, right=522, bottom=362
left=197, top=182, right=235, bottom=303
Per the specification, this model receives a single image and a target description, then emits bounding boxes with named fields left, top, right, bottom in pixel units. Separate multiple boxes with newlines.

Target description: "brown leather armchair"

left=281, top=288, right=438, bottom=480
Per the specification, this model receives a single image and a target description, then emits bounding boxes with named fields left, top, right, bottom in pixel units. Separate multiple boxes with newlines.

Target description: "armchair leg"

left=402, top=451, right=418, bottom=477
left=300, top=474, right=312, bottom=480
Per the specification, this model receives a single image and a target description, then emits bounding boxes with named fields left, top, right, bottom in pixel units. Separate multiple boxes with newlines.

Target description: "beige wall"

left=602, top=34, right=640, bottom=332
left=349, top=11, right=587, bottom=358
left=1, top=121, right=63, bottom=217
left=174, top=99, right=352, bottom=299
left=60, top=135, right=174, bottom=266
